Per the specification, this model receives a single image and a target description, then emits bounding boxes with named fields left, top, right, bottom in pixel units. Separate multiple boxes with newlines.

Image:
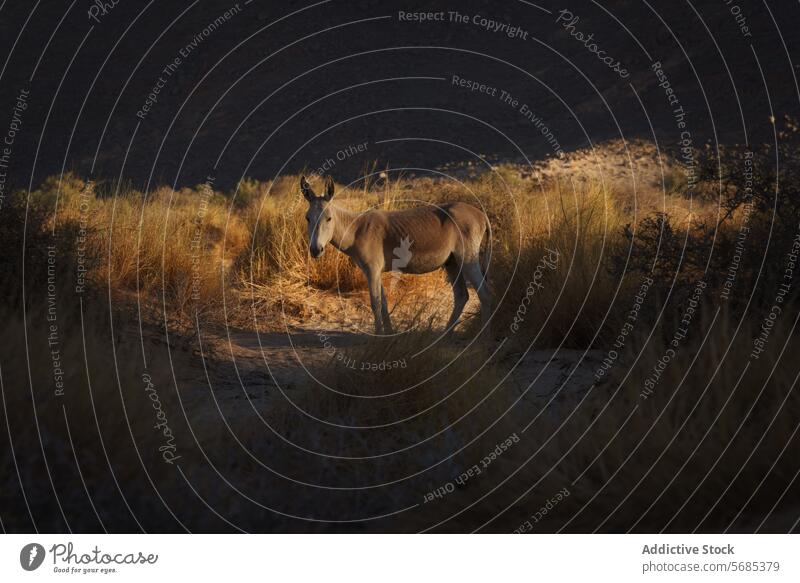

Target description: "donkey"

left=301, top=176, right=492, bottom=335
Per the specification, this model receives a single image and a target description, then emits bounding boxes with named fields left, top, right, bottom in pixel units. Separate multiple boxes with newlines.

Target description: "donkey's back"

left=354, top=202, right=488, bottom=274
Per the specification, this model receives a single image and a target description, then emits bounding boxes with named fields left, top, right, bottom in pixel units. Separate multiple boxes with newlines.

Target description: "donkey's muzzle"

left=310, top=246, right=324, bottom=259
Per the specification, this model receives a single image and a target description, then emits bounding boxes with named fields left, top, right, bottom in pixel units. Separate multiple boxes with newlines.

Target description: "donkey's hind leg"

left=380, top=283, right=393, bottom=334
left=365, top=268, right=384, bottom=335
left=444, top=261, right=468, bottom=333
left=462, top=261, right=492, bottom=333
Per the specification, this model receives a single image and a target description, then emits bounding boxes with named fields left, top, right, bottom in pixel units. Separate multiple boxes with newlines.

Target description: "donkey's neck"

left=328, top=204, right=360, bottom=253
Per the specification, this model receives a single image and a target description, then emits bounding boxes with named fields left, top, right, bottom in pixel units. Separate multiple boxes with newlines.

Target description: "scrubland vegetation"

left=13, top=160, right=694, bottom=337
left=2, top=136, right=798, bottom=532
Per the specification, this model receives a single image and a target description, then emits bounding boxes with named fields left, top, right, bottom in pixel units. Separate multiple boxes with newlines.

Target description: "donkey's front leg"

left=366, top=268, right=384, bottom=334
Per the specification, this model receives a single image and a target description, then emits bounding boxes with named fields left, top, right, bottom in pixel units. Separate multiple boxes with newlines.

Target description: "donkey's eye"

left=326, top=217, right=332, bottom=222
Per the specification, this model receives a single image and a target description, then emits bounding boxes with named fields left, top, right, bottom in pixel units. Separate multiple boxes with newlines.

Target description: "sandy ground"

left=180, top=291, right=603, bottom=428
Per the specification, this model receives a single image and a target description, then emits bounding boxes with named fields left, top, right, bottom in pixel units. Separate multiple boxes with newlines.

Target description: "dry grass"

left=27, top=174, right=250, bottom=317
left=7, top=149, right=794, bottom=533
left=514, top=309, right=800, bottom=533
left=20, top=163, right=712, bottom=335
left=255, top=299, right=800, bottom=532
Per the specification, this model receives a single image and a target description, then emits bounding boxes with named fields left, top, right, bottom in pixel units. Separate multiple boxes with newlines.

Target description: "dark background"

left=2, top=0, right=800, bottom=534
left=0, top=0, right=796, bottom=191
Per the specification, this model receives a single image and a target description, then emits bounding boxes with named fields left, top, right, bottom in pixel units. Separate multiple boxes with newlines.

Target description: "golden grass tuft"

left=5, top=152, right=798, bottom=532
left=19, top=166, right=715, bottom=335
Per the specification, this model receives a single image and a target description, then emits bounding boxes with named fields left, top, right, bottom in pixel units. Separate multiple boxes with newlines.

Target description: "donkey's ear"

left=300, top=176, right=315, bottom=200
left=324, top=176, right=335, bottom=201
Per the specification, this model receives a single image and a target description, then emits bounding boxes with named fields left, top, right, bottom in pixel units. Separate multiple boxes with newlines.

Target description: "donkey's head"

left=300, top=175, right=336, bottom=258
